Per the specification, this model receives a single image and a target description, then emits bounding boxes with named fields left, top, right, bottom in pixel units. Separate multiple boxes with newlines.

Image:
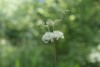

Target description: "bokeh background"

left=0, top=0, right=100, bottom=67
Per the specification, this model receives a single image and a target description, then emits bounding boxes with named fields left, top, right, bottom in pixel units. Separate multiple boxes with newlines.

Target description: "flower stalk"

left=53, top=42, right=56, bottom=67
left=40, top=19, right=64, bottom=67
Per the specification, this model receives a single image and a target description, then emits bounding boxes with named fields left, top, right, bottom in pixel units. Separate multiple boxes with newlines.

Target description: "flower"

left=37, top=19, right=44, bottom=25
left=42, top=32, right=54, bottom=43
left=46, top=19, right=54, bottom=25
left=89, top=50, right=100, bottom=63
left=42, top=31, right=64, bottom=43
left=53, top=31, right=64, bottom=40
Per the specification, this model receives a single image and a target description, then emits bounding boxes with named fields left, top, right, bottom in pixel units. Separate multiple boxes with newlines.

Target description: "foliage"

left=0, top=0, right=100, bottom=67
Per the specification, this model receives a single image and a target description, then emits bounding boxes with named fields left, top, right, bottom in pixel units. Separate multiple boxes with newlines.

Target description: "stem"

left=53, top=43, right=56, bottom=67
left=46, top=26, right=50, bottom=32
left=53, top=24, right=54, bottom=31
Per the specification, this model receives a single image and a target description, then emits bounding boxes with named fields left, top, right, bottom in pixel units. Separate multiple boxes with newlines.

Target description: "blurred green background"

left=0, top=0, right=100, bottom=67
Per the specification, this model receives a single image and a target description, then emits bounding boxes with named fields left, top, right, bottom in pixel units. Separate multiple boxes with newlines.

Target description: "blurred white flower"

left=89, top=50, right=100, bottom=63
left=37, top=19, right=44, bottom=25
left=0, top=39, right=7, bottom=45
left=53, top=31, right=64, bottom=40
left=42, top=32, right=54, bottom=43
left=46, top=19, right=54, bottom=25
left=54, top=19, right=61, bottom=24
left=42, top=31, right=64, bottom=43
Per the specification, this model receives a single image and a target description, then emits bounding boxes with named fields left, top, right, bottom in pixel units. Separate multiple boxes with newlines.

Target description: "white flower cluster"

left=37, top=19, right=44, bottom=25
left=42, top=31, right=64, bottom=43
left=53, top=31, right=64, bottom=40
left=46, top=19, right=54, bottom=25
left=37, top=19, right=60, bottom=26
left=89, top=49, right=100, bottom=63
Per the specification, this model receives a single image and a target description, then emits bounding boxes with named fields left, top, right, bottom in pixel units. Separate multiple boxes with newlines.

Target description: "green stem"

left=53, top=43, right=56, bottom=67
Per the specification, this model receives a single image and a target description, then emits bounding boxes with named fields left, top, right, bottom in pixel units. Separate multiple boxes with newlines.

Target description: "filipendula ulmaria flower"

left=41, top=19, right=64, bottom=43
left=42, top=32, right=54, bottom=43
left=42, top=31, right=64, bottom=43
left=53, top=31, right=64, bottom=40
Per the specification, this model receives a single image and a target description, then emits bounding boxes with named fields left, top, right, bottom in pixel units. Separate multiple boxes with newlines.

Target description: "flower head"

left=42, top=32, right=54, bottom=43
left=53, top=31, right=64, bottom=40
left=46, top=19, right=54, bottom=25
left=89, top=50, right=100, bottom=63
left=42, top=31, right=64, bottom=43
left=37, top=19, right=44, bottom=25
